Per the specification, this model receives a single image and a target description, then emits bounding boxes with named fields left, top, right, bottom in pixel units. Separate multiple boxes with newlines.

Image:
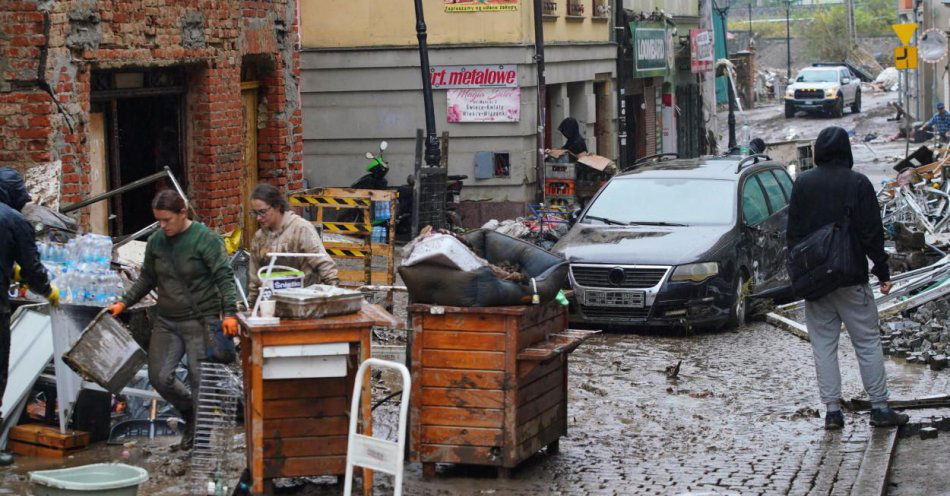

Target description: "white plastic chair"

left=343, top=358, right=411, bottom=496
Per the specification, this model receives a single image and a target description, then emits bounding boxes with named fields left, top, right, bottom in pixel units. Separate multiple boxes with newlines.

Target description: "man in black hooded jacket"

left=0, top=167, right=58, bottom=465
left=786, top=127, right=907, bottom=430
left=557, top=117, right=588, bottom=157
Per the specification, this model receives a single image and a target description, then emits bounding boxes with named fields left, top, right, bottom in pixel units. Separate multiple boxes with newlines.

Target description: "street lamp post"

left=785, top=0, right=792, bottom=82
left=414, top=0, right=441, bottom=167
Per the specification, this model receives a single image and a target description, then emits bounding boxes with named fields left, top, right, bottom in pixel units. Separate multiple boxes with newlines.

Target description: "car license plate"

left=583, top=290, right=645, bottom=308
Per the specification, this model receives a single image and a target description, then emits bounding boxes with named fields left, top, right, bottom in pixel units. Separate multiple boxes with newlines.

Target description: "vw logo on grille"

left=608, top=267, right=625, bottom=286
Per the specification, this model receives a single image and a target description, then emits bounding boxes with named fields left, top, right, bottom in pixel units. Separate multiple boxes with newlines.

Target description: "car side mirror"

left=569, top=208, right=581, bottom=226
left=841, top=78, right=851, bottom=85
left=365, top=152, right=375, bottom=160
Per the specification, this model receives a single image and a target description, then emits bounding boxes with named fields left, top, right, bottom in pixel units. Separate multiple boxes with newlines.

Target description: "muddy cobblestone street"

left=382, top=322, right=948, bottom=495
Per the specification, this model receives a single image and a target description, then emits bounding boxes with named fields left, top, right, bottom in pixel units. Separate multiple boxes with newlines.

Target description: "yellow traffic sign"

left=893, top=23, right=917, bottom=45
left=895, top=46, right=918, bottom=70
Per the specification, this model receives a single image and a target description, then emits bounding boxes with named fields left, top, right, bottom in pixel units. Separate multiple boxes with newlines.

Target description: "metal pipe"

left=413, top=0, right=441, bottom=168
left=59, top=169, right=170, bottom=214
left=534, top=0, right=547, bottom=200
left=113, top=222, right=159, bottom=250
left=163, top=166, right=198, bottom=220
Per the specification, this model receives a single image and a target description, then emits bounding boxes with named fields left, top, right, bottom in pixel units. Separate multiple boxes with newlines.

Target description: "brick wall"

left=0, top=0, right=303, bottom=232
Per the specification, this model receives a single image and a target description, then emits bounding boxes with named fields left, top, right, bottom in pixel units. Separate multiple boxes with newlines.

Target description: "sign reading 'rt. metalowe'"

left=630, top=21, right=671, bottom=78
left=431, top=65, right=519, bottom=89
left=444, top=0, right=518, bottom=12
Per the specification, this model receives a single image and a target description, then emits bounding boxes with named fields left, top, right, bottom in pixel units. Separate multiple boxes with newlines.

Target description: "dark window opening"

left=494, top=153, right=511, bottom=178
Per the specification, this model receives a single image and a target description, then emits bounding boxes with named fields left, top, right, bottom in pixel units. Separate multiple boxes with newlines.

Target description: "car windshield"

left=582, top=177, right=736, bottom=226
left=796, top=70, right=837, bottom=83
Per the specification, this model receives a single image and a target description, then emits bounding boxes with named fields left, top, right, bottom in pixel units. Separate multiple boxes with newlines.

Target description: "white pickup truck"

left=784, top=65, right=861, bottom=118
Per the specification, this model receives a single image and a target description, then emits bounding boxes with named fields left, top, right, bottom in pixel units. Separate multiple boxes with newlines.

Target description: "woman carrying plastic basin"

left=108, top=190, right=239, bottom=451
left=246, top=183, right=338, bottom=305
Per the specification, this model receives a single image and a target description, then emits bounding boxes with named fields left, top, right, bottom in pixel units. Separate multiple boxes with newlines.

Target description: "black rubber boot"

left=824, top=410, right=845, bottom=430
left=0, top=451, right=12, bottom=466
left=179, top=409, right=195, bottom=450
left=870, top=407, right=909, bottom=427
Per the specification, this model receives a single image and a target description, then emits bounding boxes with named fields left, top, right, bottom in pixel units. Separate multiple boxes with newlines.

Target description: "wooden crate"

left=408, top=302, right=596, bottom=476
left=8, top=424, right=89, bottom=458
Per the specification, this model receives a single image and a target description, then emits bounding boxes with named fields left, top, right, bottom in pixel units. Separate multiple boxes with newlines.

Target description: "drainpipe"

left=614, top=3, right=627, bottom=170
left=533, top=0, right=547, bottom=201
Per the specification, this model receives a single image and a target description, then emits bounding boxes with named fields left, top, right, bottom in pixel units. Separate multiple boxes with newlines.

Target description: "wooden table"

left=239, top=304, right=399, bottom=495
left=408, top=302, right=598, bottom=477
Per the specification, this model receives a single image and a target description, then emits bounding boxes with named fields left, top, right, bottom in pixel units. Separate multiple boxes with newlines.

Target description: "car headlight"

left=670, top=262, right=719, bottom=283
left=785, top=88, right=795, bottom=98
left=825, top=86, right=839, bottom=98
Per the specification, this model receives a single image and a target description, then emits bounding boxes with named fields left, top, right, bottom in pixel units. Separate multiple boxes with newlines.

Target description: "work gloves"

left=108, top=302, right=126, bottom=317
left=223, top=316, right=239, bottom=337
left=13, top=264, right=58, bottom=306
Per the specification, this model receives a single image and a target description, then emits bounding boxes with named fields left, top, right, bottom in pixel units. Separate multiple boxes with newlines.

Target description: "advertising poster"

left=447, top=88, right=521, bottom=123
left=444, top=0, right=519, bottom=12
left=690, top=29, right=714, bottom=74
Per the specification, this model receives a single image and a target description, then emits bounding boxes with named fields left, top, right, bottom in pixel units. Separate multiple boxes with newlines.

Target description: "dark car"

left=551, top=155, right=794, bottom=329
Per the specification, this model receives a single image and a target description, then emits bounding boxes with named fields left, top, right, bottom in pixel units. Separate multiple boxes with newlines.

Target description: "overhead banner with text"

left=444, top=0, right=518, bottom=12
left=447, top=88, right=521, bottom=123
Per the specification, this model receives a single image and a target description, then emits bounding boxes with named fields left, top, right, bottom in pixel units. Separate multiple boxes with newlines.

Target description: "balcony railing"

left=593, top=1, right=610, bottom=18
left=542, top=1, right=558, bottom=16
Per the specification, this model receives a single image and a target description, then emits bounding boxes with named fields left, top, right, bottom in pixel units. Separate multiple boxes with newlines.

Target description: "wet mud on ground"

left=5, top=320, right=948, bottom=495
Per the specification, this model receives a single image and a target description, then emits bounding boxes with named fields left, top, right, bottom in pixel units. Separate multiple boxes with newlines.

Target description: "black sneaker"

left=825, top=410, right=845, bottom=430
left=870, top=407, right=909, bottom=427
left=0, top=451, right=12, bottom=466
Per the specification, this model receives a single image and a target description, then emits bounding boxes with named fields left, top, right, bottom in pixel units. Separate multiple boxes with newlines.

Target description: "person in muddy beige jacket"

left=247, top=183, right=338, bottom=303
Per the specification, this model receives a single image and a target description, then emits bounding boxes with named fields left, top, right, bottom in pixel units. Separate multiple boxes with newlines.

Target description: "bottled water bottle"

left=371, top=226, right=387, bottom=244
left=374, top=201, right=391, bottom=222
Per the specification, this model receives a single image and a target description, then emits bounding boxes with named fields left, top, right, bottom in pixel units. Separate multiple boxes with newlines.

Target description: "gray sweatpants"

left=148, top=316, right=207, bottom=416
left=804, top=284, right=889, bottom=405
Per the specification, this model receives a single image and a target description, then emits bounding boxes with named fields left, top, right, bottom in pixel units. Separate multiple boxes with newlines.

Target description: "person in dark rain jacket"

left=785, top=127, right=907, bottom=430
left=558, top=117, right=588, bottom=157
left=0, top=167, right=58, bottom=466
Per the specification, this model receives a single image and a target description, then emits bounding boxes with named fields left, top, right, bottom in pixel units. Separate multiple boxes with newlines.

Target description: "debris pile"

left=871, top=67, right=899, bottom=92
left=880, top=145, right=950, bottom=267
left=880, top=298, right=950, bottom=370
left=481, top=213, right=570, bottom=250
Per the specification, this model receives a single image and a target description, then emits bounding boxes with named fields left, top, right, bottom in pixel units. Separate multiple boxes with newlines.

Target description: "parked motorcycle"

left=350, top=141, right=390, bottom=190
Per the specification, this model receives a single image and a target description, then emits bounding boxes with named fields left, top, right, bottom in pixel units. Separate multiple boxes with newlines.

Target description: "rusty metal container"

left=408, top=302, right=597, bottom=477
left=62, top=311, right=146, bottom=394
left=271, top=285, right=363, bottom=320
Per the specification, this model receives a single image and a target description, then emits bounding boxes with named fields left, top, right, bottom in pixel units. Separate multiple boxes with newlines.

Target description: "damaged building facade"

left=0, top=0, right=303, bottom=236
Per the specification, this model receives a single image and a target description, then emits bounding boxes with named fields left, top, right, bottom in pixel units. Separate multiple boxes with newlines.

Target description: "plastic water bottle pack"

left=38, top=233, right=123, bottom=306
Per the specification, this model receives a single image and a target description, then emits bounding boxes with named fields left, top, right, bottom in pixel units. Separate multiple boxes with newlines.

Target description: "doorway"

left=594, top=81, right=611, bottom=158
left=625, top=93, right=646, bottom=164
left=91, top=69, right=186, bottom=236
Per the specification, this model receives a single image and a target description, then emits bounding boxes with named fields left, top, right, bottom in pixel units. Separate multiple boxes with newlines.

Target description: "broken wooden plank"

left=765, top=311, right=810, bottom=341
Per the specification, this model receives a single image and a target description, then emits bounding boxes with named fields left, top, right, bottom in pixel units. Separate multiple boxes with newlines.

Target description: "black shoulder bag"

left=786, top=176, right=861, bottom=300
left=166, top=247, right=236, bottom=364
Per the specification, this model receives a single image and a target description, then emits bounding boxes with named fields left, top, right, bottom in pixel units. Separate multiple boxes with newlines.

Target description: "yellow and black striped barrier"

left=289, top=195, right=371, bottom=208
left=320, top=222, right=372, bottom=234
left=327, top=247, right=368, bottom=258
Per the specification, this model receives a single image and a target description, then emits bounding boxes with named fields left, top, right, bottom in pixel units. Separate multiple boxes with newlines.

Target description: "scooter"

left=351, top=141, right=390, bottom=190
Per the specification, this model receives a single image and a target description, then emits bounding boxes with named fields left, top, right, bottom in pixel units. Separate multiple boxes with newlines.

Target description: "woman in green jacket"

left=109, top=190, right=238, bottom=450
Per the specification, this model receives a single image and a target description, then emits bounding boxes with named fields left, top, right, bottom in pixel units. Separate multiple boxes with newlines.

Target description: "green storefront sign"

left=630, top=21, right=670, bottom=78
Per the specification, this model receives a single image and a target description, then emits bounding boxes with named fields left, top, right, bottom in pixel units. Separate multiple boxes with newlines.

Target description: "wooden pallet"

left=8, top=424, right=90, bottom=458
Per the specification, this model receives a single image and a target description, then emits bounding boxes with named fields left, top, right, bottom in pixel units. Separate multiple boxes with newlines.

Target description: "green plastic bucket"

left=29, top=463, right=149, bottom=496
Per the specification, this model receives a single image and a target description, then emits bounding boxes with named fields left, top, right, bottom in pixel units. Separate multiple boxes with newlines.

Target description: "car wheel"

left=784, top=102, right=795, bottom=118
left=851, top=91, right=861, bottom=113
left=726, top=274, right=748, bottom=329
left=832, top=96, right=844, bottom=118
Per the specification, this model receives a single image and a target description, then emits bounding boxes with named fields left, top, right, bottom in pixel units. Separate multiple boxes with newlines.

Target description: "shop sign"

left=447, top=88, right=520, bottom=123
left=444, top=0, right=518, bottom=12
left=630, top=21, right=670, bottom=78
left=431, top=65, right=518, bottom=89
left=690, top=29, right=714, bottom=74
